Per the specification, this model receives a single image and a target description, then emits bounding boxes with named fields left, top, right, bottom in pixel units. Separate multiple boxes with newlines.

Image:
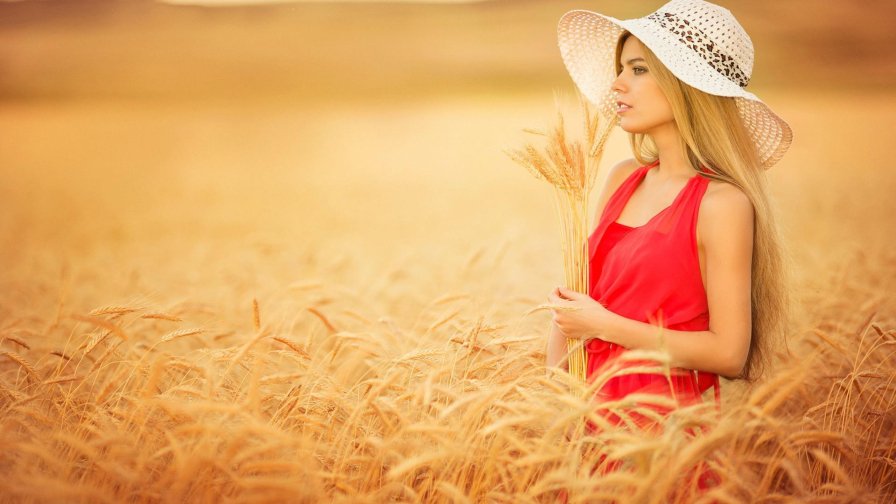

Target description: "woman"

left=546, top=0, right=794, bottom=433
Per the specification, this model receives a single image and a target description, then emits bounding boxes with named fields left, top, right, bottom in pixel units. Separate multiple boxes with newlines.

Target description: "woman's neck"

left=649, top=124, right=695, bottom=179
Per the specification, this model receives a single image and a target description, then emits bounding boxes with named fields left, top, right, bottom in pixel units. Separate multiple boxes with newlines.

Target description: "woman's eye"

left=633, top=67, right=647, bottom=75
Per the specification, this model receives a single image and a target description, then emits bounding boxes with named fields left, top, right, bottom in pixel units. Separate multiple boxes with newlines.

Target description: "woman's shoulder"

left=701, top=179, right=753, bottom=215
left=603, top=158, right=642, bottom=193
left=608, top=157, right=642, bottom=179
left=698, top=179, right=754, bottom=242
left=592, top=158, right=642, bottom=224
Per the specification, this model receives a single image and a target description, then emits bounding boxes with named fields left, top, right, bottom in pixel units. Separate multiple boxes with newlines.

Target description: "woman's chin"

left=616, top=121, right=639, bottom=134
left=616, top=120, right=649, bottom=135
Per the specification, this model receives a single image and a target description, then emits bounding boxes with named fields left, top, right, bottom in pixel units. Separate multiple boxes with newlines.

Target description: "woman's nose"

left=611, top=73, right=626, bottom=93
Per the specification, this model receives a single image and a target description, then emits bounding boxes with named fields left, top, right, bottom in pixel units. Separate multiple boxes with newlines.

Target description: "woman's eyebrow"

left=624, top=57, right=646, bottom=65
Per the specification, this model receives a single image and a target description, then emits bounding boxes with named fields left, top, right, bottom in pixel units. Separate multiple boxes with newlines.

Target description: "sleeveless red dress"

left=585, top=159, right=721, bottom=432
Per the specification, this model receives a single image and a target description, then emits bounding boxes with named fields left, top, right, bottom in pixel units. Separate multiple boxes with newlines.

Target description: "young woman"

left=546, top=0, right=794, bottom=432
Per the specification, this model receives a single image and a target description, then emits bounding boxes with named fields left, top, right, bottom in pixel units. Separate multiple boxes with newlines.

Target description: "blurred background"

left=2, top=3, right=896, bottom=500
left=1, top=0, right=895, bottom=332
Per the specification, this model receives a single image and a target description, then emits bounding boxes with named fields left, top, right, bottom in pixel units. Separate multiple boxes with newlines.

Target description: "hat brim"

left=557, top=9, right=792, bottom=169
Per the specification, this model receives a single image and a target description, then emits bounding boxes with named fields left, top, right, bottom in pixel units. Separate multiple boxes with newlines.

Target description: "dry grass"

left=1, top=288, right=893, bottom=502
left=0, top=101, right=894, bottom=502
left=1, top=147, right=894, bottom=503
left=505, top=90, right=615, bottom=382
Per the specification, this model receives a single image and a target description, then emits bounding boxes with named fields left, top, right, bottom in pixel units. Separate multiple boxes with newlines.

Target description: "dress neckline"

left=613, top=162, right=705, bottom=230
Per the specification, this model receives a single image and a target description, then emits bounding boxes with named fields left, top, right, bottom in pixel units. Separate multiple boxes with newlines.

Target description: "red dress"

left=585, top=159, right=721, bottom=426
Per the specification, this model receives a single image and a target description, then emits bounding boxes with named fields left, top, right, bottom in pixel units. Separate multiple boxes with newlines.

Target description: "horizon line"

left=157, top=0, right=494, bottom=6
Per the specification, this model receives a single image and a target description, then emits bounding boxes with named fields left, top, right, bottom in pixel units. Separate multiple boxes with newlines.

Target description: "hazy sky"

left=158, top=0, right=491, bottom=5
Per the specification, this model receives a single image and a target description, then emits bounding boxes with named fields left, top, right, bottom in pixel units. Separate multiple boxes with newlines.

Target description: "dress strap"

left=604, top=160, right=657, bottom=223
left=588, top=160, right=658, bottom=264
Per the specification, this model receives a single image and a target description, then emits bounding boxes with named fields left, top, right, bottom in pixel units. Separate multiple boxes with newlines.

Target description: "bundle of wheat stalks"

left=505, top=90, right=616, bottom=382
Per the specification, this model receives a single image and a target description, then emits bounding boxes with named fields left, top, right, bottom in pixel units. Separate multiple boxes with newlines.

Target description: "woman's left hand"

left=547, top=286, right=614, bottom=342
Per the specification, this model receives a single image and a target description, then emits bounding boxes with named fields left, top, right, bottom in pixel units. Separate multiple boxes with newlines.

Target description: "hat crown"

left=647, top=0, right=754, bottom=87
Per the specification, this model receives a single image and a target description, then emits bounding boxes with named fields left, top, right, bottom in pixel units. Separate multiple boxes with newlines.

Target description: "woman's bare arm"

left=546, top=322, right=570, bottom=371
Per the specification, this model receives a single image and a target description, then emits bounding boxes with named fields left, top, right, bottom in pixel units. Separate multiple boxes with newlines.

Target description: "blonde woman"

left=546, top=0, right=793, bottom=434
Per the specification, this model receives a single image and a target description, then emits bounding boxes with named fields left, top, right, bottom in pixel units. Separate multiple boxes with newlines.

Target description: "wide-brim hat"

left=558, top=0, right=792, bottom=169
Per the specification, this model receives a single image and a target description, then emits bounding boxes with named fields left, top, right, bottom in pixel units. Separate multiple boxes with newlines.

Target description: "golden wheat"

left=160, top=328, right=205, bottom=343
left=1, top=335, right=31, bottom=350
left=141, top=312, right=183, bottom=322
left=2, top=64, right=894, bottom=504
left=505, top=90, right=616, bottom=382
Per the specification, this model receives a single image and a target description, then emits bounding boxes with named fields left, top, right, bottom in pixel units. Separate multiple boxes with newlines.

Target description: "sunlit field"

left=1, top=1, right=894, bottom=502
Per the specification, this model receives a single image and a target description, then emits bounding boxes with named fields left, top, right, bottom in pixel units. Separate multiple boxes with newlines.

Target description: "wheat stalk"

left=505, top=89, right=616, bottom=382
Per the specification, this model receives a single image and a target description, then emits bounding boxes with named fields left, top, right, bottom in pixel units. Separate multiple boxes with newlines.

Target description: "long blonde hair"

left=615, top=31, right=793, bottom=382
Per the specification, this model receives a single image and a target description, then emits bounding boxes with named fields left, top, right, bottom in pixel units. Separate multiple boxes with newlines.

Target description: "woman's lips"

left=616, top=102, right=632, bottom=114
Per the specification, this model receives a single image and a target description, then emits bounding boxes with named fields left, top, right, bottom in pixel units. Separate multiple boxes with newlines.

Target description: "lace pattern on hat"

left=647, top=11, right=750, bottom=87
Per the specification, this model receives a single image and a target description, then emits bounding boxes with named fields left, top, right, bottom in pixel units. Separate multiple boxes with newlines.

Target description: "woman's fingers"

left=556, top=286, right=583, bottom=300
left=523, top=303, right=578, bottom=317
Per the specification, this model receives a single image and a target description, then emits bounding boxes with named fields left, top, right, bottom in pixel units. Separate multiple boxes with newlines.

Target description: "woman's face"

left=611, top=36, right=675, bottom=135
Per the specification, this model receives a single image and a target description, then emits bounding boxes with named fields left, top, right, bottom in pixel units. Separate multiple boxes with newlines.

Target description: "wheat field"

left=1, top=1, right=895, bottom=502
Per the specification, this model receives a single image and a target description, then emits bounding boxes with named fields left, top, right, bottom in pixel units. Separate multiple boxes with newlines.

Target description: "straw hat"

left=557, top=0, right=792, bottom=169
